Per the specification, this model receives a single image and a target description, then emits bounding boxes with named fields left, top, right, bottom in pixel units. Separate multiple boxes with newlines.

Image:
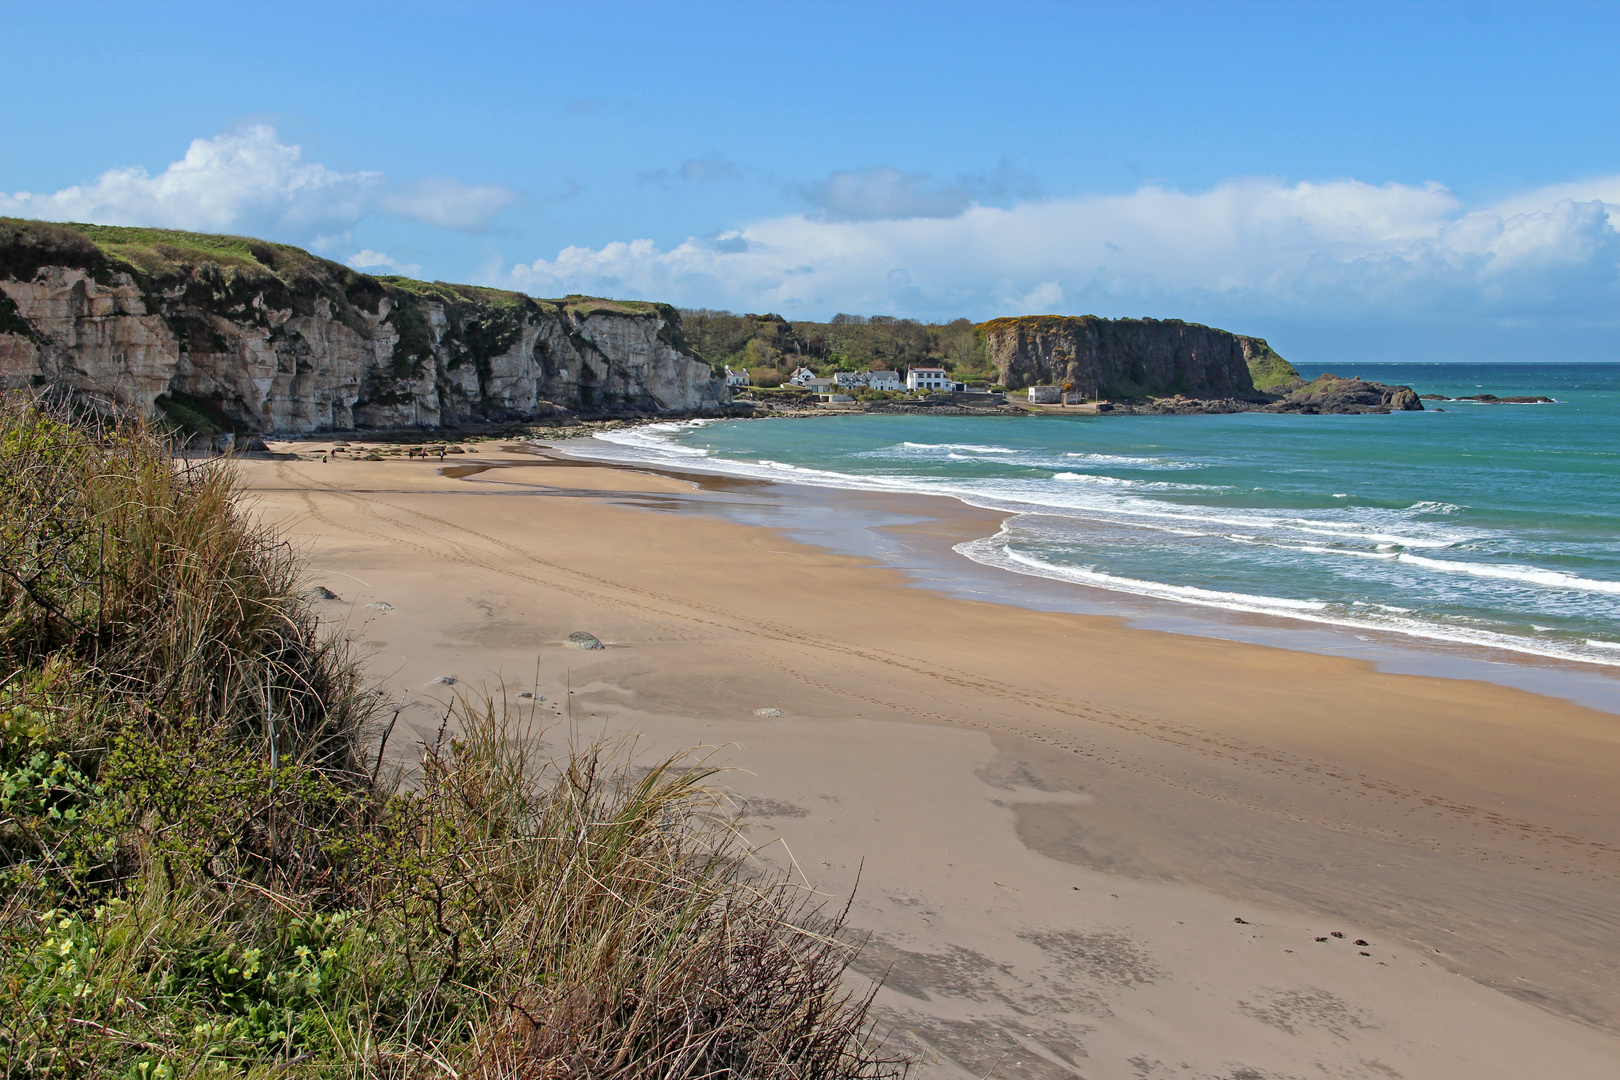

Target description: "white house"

left=1027, top=385, right=1062, bottom=404
left=906, top=366, right=962, bottom=392
left=723, top=365, right=751, bottom=387
left=787, top=366, right=818, bottom=386
left=831, top=370, right=904, bottom=391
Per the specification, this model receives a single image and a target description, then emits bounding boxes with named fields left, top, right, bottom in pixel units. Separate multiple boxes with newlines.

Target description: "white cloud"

left=794, top=162, right=1041, bottom=222
left=0, top=124, right=520, bottom=238
left=798, top=166, right=975, bottom=221
left=504, top=175, right=1620, bottom=324
left=378, top=177, right=523, bottom=230
left=346, top=249, right=422, bottom=277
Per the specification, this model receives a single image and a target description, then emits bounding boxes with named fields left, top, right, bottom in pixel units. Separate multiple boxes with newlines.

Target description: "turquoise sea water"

left=574, top=363, right=1620, bottom=670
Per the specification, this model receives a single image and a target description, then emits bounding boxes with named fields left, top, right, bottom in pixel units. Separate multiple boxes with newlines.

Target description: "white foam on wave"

left=1063, top=452, right=1196, bottom=469
left=1052, top=472, right=1134, bottom=486
left=988, top=542, right=1329, bottom=614
left=1395, top=553, right=1620, bottom=596
left=902, top=441, right=1017, bottom=454
left=574, top=426, right=1483, bottom=552
left=957, top=531, right=1620, bottom=668
left=589, top=420, right=716, bottom=458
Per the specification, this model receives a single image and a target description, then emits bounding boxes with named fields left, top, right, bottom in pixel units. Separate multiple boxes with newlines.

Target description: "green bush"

left=0, top=394, right=905, bottom=1079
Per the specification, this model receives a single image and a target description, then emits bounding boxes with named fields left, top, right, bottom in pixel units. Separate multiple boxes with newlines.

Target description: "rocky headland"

left=0, top=219, right=730, bottom=434
left=979, top=314, right=1423, bottom=414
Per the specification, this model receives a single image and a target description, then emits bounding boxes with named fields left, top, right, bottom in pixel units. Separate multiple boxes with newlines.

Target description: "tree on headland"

left=680, top=309, right=995, bottom=383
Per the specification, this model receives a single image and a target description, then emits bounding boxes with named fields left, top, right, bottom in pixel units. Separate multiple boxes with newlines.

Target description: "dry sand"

left=243, top=441, right=1620, bottom=1080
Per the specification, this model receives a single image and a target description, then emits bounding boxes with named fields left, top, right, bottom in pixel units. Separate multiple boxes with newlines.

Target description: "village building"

left=906, top=366, right=963, bottom=393
left=723, top=365, right=751, bottom=387
left=787, top=366, right=818, bottom=386
left=831, top=369, right=904, bottom=391
left=1027, top=385, right=1062, bottom=404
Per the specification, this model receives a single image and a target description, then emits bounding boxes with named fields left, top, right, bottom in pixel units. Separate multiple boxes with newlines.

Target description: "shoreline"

left=548, top=427, right=1620, bottom=714
left=241, top=441, right=1620, bottom=1078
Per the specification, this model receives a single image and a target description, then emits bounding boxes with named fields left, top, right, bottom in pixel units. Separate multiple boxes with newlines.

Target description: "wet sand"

left=243, top=441, right=1620, bottom=1080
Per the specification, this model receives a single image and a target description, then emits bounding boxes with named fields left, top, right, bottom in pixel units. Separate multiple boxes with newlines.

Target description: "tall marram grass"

left=0, top=395, right=904, bottom=1080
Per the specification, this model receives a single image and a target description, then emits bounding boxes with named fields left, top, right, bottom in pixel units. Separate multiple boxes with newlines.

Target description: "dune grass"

left=0, top=394, right=905, bottom=1079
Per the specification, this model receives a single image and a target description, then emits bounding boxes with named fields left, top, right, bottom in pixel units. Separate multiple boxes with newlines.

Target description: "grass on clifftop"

left=0, top=393, right=904, bottom=1079
left=0, top=218, right=660, bottom=323
left=1242, top=339, right=1299, bottom=392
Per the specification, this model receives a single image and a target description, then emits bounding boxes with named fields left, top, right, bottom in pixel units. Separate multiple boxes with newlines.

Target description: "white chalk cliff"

left=0, top=220, right=729, bottom=433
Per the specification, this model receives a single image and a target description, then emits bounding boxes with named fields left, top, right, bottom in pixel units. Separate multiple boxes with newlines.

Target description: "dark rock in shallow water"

left=565, top=631, right=605, bottom=650
left=1456, top=394, right=1556, bottom=404
left=1419, top=394, right=1451, bottom=401
left=1264, top=374, right=1423, bottom=414
left=1106, top=375, right=1423, bottom=416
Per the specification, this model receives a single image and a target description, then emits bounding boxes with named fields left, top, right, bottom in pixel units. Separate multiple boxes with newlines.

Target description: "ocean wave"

left=1052, top=472, right=1135, bottom=486
left=572, top=431, right=1483, bottom=551
left=1051, top=472, right=1228, bottom=493
left=957, top=533, right=1620, bottom=668
left=1063, top=452, right=1196, bottom=469
left=901, top=441, right=1017, bottom=453
left=590, top=421, right=716, bottom=457
left=1394, top=553, right=1620, bottom=595
left=988, top=543, right=1330, bottom=614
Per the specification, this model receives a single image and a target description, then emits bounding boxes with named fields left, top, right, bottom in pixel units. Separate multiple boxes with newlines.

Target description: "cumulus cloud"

left=0, top=124, right=520, bottom=238
left=504, top=174, right=1620, bottom=325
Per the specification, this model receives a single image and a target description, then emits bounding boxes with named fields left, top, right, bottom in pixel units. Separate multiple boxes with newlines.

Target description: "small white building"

left=1027, top=385, right=1062, bottom=404
left=787, top=366, right=818, bottom=386
left=906, top=366, right=962, bottom=393
left=723, top=365, right=751, bottom=387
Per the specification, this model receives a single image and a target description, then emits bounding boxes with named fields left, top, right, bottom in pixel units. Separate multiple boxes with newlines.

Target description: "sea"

left=562, top=362, right=1620, bottom=706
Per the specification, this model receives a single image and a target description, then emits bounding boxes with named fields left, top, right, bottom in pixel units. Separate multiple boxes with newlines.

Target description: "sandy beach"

left=242, top=440, right=1620, bottom=1080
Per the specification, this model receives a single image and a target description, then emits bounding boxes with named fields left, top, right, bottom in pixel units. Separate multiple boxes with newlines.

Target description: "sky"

left=4, top=0, right=1620, bottom=363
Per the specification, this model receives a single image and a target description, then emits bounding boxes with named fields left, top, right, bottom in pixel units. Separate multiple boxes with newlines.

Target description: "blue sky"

left=5, top=0, right=1620, bottom=362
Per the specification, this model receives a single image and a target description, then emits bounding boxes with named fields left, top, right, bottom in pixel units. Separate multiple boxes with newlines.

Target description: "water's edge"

left=552, top=432, right=1620, bottom=715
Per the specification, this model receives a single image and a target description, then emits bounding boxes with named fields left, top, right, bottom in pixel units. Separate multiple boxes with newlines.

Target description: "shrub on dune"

left=0, top=394, right=904, bottom=1079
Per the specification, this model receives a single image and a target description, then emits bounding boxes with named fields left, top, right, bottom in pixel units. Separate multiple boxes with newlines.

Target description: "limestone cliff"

left=978, top=314, right=1298, bottom=398
left=0, top=220, right=728, bottom=433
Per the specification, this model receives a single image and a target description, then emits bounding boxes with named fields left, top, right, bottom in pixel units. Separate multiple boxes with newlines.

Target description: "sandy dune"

left=243, top=442, right=1620, bottom=1080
